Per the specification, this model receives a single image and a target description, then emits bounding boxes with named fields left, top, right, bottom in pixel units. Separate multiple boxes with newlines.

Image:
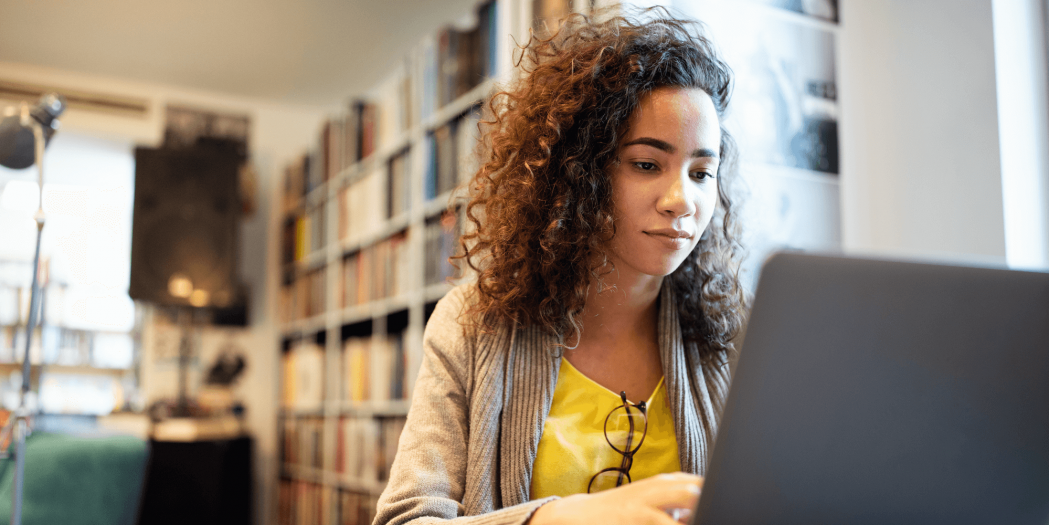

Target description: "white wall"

left=0, top=60, right=326, bottom=525
left=992, top=0, right=1049, bottom=270
left=838, top=0, right=1013, bottom=266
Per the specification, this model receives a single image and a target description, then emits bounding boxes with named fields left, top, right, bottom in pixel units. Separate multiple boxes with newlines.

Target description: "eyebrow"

left=622, top=137, right=719, bottom=159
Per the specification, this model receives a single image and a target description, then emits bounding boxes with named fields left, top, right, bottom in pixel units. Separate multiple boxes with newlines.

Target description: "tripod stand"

left=0, top=99, right=60, bottom=525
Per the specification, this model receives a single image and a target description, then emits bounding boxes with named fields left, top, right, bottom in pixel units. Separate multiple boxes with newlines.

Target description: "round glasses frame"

left=587, top=390, right=649, bottom=493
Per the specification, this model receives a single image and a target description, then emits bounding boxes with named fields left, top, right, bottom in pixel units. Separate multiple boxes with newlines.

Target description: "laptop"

left=692, top=252, right=1049, bottom=525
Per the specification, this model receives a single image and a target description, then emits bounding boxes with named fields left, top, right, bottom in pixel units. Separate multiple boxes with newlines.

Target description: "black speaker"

left=137, top=437, right=253, bottom=525
left=130, top=146, right=240, bottom=308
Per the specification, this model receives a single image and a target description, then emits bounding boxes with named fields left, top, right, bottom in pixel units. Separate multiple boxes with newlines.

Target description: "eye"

left=633, top=161, right=658, bottom=172
left=690, top=170, right=716, bottom=181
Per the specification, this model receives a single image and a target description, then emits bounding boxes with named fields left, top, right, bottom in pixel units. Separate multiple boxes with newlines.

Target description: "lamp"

left=0, top=93, right=66, bottom=525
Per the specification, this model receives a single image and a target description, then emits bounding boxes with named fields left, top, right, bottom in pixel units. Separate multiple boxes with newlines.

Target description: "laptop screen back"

left=694, top=253, right=1049, bottom=525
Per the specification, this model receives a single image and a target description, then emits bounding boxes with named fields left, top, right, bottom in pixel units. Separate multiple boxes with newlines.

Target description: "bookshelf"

left=275, top=1, right=513, bottom=523
left=273, top=1, right=641, bottom=522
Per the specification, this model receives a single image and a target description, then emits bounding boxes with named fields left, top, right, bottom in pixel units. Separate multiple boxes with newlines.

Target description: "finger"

left=665, top=507, right=692, bottom=524
left=650, top=472, right=703, bottom=483
left=634, top=482, right=701, bottom=510
left=635, top=506, right=688, bottom=525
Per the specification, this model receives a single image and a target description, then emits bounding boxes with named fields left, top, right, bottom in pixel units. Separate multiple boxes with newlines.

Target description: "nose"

left=657, top=171, right=696, bottom=218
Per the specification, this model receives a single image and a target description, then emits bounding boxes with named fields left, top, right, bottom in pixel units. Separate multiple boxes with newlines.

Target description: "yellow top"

left=530, top=357, right=681, bottom=499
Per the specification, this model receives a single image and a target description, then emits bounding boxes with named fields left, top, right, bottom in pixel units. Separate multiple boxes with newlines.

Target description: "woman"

left=375, top=8, right=747, bottom=525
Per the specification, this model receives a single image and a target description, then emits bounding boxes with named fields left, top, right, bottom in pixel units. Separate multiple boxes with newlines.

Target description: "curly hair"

left=455, top=7, right=748, bottom=362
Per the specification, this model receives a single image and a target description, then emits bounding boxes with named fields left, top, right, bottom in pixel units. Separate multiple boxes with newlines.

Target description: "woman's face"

left=607, top=87, right=721, bottom=280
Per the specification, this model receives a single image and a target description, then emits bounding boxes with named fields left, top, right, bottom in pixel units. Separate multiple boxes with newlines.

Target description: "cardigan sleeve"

left=373, top=287, right=554, bottom=525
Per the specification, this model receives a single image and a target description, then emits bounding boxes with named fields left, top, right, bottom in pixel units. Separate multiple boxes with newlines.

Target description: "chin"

left=636, top=254, right=690, bottom=278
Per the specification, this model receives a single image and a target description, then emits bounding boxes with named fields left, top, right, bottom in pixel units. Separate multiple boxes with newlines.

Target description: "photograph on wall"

left=734, top=167, right=842, bottom=291
left=751, top=0, right=839, bottom=23
left=722, top=13, right=838, bottom=174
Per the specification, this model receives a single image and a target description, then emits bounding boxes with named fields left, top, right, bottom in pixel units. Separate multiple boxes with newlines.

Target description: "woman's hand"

left=529, top=473, right=702, bottom=525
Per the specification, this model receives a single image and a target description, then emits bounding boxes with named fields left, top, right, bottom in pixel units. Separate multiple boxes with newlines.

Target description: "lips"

left=643, top=228, right=693, bottom=249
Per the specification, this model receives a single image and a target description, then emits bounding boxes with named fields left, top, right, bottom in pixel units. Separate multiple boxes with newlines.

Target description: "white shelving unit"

left=273, top=0, right=527, bottom=522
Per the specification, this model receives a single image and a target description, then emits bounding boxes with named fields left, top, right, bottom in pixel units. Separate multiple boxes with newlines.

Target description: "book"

left=361, top=103, right=377, bottom=160
left=338, top=417, right=379, bottom=481
left=339, top=169, right=385, bottom=243
left=282, top=340, right=325, bottom=410
left=338, top=490, right=378, bottom=525
left=342, top=337, right=370, bottom=402
left=341, top=253, right=359, bottom=309
left=456, top=107, right=483, bottom=185
left=387, top=149, right=411, bottom=219
left=425, top=211, right=460, bottom=286
left=425, top=123, right=458, bottom=202
left=281, top=416, right=324, bottom=468
left=342, top=111, right=359, bottom=170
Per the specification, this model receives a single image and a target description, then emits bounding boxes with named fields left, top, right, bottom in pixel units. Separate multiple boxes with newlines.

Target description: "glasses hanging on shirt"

left=587, top=390, right=648, bottom=493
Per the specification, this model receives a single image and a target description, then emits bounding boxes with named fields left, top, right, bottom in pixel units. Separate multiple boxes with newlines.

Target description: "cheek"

left=696, top=186, right=719, bottom=224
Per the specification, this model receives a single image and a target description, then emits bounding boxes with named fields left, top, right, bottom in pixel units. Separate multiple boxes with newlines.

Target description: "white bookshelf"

left=274, top=1, right=525, bottom=522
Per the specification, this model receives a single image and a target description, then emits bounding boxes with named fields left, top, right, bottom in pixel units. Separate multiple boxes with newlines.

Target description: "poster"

left=676, top=0, right=842, bottom=289
left=751, top=0, right=839, bottom=23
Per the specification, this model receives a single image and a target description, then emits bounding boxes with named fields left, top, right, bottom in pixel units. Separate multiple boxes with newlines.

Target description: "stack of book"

left=340, top=232, right=410, bottom=308
left=337, top=169, right=385, bottom=243
left=375, top=417, right=407, bottom=482
left=335, top=417, right=379, bottom=481
left=341, top=331, right=408, bottom=403
left=280, top=268, right=327, bottom=323
left=424, top=107, right=482, bottom=201
left=337, top=492, right=377, bottom=525
left=279, top=481, right=335, bottom=525
left=281, top=417, right=324, bottom=468
left=425, top=211, right=460, bottom=286
left=335, top=416, right=407, bottom=484
left=281, top=340, right=325, bottom=409
left=431, top=0, right=499, bottom=109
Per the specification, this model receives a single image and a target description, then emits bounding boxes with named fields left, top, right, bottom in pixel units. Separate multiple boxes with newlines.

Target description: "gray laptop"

left=693, top=252, right=1049, bottom=525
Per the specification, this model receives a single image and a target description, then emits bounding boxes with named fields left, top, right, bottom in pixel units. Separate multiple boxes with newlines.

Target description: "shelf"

left=280, top=406, right=325, bottom=418
left=282, top=464, right=326, bottom=484
left=281, top=464, right=387, bottom=495
left=337, top=213, right=411, bottom=256
left=337, top=294, right=411, bottom=327
left=275, top=1, right=506, bottom=518
left=423, top=79, right=494, bottom=133
left=280, top=314, right=327, bottom=337
left=304, top=181, right=328, bottom=208
left=335, top=474, right=387, bottom=495
left=328, top=78, right=496, bottom=193
left=423, top=282, right=454, bottom=303
left=423, top=191, right=457, bottom=218
left=332, top=399, right=410, bottom=417
left=281, top=291, right=421, bottom=337
left=0, top=362, right=130, bottom=376
left=291, top=248, right=329, bottom=274
left=332, top=134, right=414, bottom=190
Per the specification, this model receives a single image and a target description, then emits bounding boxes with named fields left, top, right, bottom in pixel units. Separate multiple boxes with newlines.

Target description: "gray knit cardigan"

left=373, top=282, right=732, bottom=525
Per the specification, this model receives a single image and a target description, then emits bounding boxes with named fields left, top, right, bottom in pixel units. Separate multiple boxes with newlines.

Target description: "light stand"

left=174, top=306, right=201, bottom=418
left=0, top=95, right=64, bottom=525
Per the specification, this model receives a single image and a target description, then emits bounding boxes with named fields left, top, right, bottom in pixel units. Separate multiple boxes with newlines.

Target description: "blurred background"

left=0, top=0, right=1045, bottom=524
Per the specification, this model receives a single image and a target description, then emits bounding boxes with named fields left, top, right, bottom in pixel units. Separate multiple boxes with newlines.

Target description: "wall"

left=838, top=0, right=1015, bottom=266
left=992, top=0, right=1049, bottom=270
left=0, top=60, right=327, bottom=525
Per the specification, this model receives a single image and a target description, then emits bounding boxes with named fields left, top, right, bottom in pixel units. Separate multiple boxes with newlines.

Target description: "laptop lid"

left=693, top=252, right=1049, bottom=525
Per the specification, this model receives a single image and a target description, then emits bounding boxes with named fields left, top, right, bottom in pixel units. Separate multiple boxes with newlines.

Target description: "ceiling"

left=0, top=0, right=482, bottom=108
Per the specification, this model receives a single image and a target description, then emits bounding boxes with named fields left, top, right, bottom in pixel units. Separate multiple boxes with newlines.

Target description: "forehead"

left=624, top=87, right=721, bottom=144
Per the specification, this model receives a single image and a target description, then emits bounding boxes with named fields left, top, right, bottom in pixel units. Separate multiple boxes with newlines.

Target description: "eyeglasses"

left=587, top=390, right=649, bottom=493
